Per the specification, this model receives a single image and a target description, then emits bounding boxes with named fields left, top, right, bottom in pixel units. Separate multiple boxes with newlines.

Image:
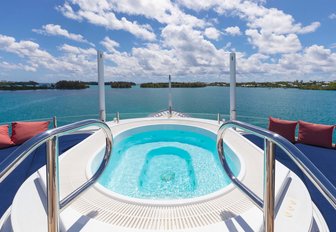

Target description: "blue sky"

left=0, top=0, right=335, bottom=83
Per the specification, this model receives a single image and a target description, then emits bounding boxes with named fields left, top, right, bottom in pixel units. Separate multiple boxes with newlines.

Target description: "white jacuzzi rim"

left=85, top=120, right=247, bottom=206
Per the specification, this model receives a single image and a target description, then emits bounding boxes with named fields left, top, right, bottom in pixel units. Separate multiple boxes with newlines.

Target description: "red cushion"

left=11, top=121, right=50, bottom=145
left=0, top=125, right=14, bottom=149
left=298, top=120, right=334, bottom=148
left=268, top=117, right=297, bottom=143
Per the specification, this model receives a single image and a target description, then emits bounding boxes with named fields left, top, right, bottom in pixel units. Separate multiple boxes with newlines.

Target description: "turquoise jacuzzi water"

left=91, top=125, right=241, bottom=200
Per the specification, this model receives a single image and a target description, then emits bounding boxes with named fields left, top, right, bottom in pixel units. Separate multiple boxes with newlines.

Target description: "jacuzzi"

left=87, top=124, right=244, bottom=205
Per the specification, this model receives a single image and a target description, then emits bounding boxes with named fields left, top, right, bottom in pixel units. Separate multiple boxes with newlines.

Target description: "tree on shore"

left=55, top=80, right=89, bottom=89
left=140, top=82, right=207, bottom=88
left=110, top=81, right=136, bottom=88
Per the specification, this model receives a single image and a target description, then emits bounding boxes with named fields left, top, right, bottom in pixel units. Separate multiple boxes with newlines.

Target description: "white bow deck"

left=7, top=118, right=318, bottom=231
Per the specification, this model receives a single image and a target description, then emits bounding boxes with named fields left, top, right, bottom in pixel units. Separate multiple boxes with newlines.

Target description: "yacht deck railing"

left=217, top=120, right=336, bottom=232
left=0, top=112, right=269, bottom=128
left=0, top=119, right=113, bottom=232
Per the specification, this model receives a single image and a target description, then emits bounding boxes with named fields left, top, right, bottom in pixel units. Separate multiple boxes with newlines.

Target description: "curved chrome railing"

left=217, top=120, right=336, bottom=232
left=0, top=119, right=113, bottom=232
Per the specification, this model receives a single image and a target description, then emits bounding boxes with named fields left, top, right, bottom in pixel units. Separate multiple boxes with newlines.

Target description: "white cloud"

left=110, top=0, right=205, bottom=27
left=236, top=52, right=271, bottom=74
left=278, top=45, right=336, bottom=74
left=235, top=45, right=336, bottom=81
left=239, top=3, right=318, bottom=54
left=57, top=1, right=156, bottom=41
left=1, top=0, right=335, bottom=82
left=246, top=29, right=302, bottom=54
left=0, top=34, right=54, bottom=64
left=100, top=36, right=120, bottom=53
left=57, top=44, right=97, bottom=75
left=298, top=22, right=320, bottom=34
left=104, top=25, right=230, bottom=78
left=224, top=26, right=241, bottom=36
left=178, top=0, right=320, bottom=55
left=58, top=44, right=96, bottom=56
left=236, top=3, right=319, bottom=54
left=56, top=0, right=210, bottom=43
left=177, top=0, right=240, bottom=13
left=55, top=2, right=82, bottom=21
left=240, top=5, right=318, bottom=35
left=2, top=31, right=336, bottom=82
left=33, top=24, right=94, bottom=46
left=204, top=27, right=221, bottom=40
left=0, top=34, right=98, bottom=79
left=0, top=61, right=36, bottom=72
left=161, top=25, right=220, bottom=68
left=329, top=13, right=336, bottom=20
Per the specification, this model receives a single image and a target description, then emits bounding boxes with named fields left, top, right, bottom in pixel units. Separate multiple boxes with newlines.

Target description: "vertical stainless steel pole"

left=46, top=136, right=60, bottom=232
left=264, top=139, right=275, bottom=232
left=229, top=52, right=237, bottom=120
left=98, top=50, right=106, bottom=122
left=116, top=112, right=120, bottom=123
left=168, top=74, right=172, bottom=117
left=52, top=116, right=57, bottom=128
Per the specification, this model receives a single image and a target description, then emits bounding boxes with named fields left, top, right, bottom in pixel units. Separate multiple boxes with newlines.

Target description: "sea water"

left=0, top=86, right=335, bottom=128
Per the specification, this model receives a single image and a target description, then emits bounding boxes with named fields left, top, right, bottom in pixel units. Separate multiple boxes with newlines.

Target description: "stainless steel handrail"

left=217, top=120, right=336, bottom=232
left=0, top=119, right=113, bottom=232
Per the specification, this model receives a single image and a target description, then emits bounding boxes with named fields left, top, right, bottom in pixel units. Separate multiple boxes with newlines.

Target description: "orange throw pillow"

left=298, top=120, right=334, bottom=148
left=11, top=121, right=50, bottom=145
left=0, top=125, right=14, bottom=149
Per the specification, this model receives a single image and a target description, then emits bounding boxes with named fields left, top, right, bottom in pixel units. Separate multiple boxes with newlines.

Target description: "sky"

left=0, top=0, right=335, bottom=83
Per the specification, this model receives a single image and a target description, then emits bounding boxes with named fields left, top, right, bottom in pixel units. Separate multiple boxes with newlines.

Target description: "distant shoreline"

left=0, top=80, right=88, bottom=90
left=1, top=81, right=335, bottom=90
